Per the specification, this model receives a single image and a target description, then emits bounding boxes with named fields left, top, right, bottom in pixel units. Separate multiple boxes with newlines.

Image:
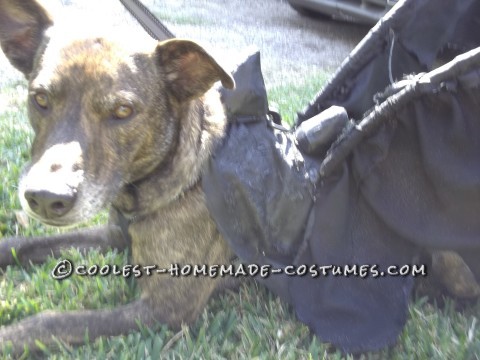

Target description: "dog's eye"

left=113, top=105, right=133, bottom=120
left=33, top=92, right=49, bottom=109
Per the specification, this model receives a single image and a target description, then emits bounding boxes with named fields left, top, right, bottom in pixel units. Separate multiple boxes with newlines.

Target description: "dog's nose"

left=24, top=190, right=77, bottom=219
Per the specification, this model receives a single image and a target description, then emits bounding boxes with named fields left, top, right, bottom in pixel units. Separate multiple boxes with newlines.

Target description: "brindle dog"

left=0, top=0, right=236, bottom=354
left=1, top=0, right=479, bottom=356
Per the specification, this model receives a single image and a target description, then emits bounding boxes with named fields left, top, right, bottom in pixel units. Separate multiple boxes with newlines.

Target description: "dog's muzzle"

left=19, top=142, right=86, bottom=225
left=24, top=187, right=77, bottom=219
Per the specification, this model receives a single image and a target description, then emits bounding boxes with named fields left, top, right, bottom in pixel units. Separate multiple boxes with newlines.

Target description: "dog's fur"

left=0, top=0, right=237, bottom=354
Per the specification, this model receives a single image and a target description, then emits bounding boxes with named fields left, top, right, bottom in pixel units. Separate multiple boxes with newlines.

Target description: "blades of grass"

left=151, top=335, right=164, bottom=360
left=34, top=339, right=49, bottom=355
left=161, top=329, right=184, bottom=354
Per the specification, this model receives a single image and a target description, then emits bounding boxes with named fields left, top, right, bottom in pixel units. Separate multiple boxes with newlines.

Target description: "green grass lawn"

left=0, top=69, right=479, bottom=360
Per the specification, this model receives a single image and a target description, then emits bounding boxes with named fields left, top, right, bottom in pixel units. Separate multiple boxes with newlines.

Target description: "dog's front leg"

left=0, top=224, right=128, bottom=269
left=0, top=298, right=156, bottom=355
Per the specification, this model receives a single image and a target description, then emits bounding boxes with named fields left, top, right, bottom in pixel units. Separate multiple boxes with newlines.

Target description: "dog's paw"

left=432, top=250, right=480, bottom=299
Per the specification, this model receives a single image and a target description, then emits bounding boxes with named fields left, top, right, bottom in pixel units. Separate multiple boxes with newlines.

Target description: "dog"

left=0, top=0, right=238, bottom=354
left=2, top=0, right=480, bottom=356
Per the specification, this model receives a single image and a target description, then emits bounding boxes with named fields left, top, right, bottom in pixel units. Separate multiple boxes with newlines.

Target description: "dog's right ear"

left=0, top=0, right=53, bottom=76
left=156, top=39, right=235, bottom=102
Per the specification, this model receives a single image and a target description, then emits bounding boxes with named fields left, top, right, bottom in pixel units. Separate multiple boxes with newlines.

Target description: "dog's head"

left=0, top=0, right=234, bottom=226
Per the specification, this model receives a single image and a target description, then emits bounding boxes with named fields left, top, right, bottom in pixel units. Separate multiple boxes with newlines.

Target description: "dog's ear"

left=156, top=39, right=235, bottom=102
left=0, top=0, right=53, bottom=76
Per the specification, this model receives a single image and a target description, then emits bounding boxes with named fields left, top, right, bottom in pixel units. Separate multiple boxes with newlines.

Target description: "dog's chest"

left=126, top=186, right=231, bottom=272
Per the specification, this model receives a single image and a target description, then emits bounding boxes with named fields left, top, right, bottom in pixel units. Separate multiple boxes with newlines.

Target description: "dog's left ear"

left=156, top=39, right=235, bottom=102
left=0, top=0, right=53, bottom=76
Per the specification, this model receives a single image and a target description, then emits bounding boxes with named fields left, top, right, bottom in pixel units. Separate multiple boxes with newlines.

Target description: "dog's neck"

left=112, top=89, right=227, bottom=221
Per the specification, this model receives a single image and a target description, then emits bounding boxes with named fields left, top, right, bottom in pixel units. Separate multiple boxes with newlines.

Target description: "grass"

left=153, top=10, right=213, bottom=27
left=0, top=67, right=479, bottom=360
left=268, top=73, right=329, bottom=127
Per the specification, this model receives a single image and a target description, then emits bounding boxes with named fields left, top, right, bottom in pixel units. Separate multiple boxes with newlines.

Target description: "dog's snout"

left=50, top=162, right=83, bottom=173
left=24, top=189, right=77, bottom=219
left=50, top=163, right=62, bottom=172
